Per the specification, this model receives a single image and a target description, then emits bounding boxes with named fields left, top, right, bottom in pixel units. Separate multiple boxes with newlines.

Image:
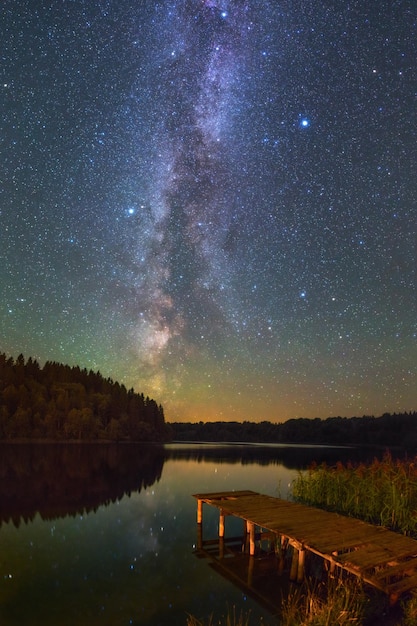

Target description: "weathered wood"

left=197, top=523, right=203, bottom=550
left=219, top=509, right=225, bottom=538
left=248, top=521, right=256, bottom=556
left=289, top=546, right=298, bottom=581
left=193, top=490, right=417, bottom=602
left=197, top=499, right=203, bottom=524
left=298, top=548, right=306, bottom=583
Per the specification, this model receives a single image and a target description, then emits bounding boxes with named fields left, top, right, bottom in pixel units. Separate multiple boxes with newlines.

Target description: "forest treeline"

left=171, top=411, right=417, bottom=449
left=0, top=353, right=171, bottom=442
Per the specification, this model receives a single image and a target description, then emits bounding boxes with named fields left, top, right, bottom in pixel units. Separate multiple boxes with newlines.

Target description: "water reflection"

left=164, top=442, right=377, bottom=469
left=0, top=443, right=164, bottom=526
left=0, top=443, right=397, bottom=625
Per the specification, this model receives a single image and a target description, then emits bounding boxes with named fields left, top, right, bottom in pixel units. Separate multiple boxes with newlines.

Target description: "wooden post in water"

left=197, top=499, right=203, bottom=524
left=289, top=539, right=305, bottom=582
left=297, top=548, right=305, bottom=583
left=248, top=521, right=256, bottom=556
left=277, top=535, right=285, bottom=575
left=197, top=522, right=203, bottom=550
left=219, top=536, right=225, bottom=559
left=242, top=520, right=249, bottom=553
left=290, top=546, right=298, bottom=581
left=329, top=551, right=338, bottom=578
left=219, top=509, right=225, bottom=538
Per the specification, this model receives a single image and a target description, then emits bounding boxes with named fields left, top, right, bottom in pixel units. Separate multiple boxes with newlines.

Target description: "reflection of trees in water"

left=164, top=444, right=385, bottom=470
left=0, top=443, right=389, bottom=527
left=0, top=444, right=165, bottom=526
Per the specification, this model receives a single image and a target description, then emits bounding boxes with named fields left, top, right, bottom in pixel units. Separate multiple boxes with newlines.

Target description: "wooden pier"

left=193, top=490, right=417, bottom=604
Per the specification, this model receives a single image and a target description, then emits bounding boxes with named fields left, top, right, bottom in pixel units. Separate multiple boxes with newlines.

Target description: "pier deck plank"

left=193, top=490, right=417, bottom=601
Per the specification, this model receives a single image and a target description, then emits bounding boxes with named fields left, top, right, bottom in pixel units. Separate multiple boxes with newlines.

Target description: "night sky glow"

left=1, top=1, right=415, bottom=422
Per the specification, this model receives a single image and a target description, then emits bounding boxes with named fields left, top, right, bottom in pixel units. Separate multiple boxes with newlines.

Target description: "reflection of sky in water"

left=0, top=454, right=297, bottom=625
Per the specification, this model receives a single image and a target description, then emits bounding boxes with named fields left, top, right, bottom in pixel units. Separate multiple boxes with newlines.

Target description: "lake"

left=0, top=443, right=387, bottom=625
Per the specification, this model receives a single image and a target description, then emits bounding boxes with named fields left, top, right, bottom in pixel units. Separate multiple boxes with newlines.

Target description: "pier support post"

left=197, top=499, right=203, bottom=524
left=219, top=536, right=225, bottom=559
left=242, top=520, right=249, bottom=553
left=297, top=549, right=305, bottom=583
left=219, top=509, right=225, bottom=538
left=290, top=547, right=298, bottom=581
left=248, top=522, right=256, bottom=556
left=329, top=551, right=338, bottom=578
left=277, top=534, right=288, bottom=553
left=277, top=536, right=286, bottom=575
left=289, top=540, right=304, bottom=582
left=197, top=522, right=203, bottom=550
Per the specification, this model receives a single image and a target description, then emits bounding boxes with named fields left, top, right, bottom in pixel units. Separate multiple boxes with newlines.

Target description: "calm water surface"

left=0, top=443, right=383, bottom=625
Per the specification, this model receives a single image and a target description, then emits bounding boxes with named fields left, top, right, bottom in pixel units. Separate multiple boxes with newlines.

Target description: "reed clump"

left=186, top=581, right=368, bottom=625
left=280, top=579, right=367, bottom=625
left=291, top=453, right=417, bottom=536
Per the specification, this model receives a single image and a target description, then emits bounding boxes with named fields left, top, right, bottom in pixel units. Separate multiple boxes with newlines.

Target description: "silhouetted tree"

left=0, top=352, right=169, bottom=442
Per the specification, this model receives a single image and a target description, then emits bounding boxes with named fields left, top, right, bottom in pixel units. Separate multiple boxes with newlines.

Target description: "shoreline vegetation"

left=287, top=455, right=417, bottom=624
left=171, top=412, right=417, bottom=449
left=0, top=353, right=415, bottom=447
left=0, top=352, right=170, bottom=442
left=292, top=454, right=417, bottom=536
left=187, top=586, right=417, bottom=626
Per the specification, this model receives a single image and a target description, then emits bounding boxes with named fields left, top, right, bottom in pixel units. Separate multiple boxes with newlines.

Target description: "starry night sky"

left=1, top=1, right=416, bottom=422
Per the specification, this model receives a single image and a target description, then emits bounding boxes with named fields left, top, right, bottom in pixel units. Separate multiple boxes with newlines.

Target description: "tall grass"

left=280, top=579, right=367, bottom=626
left=291, top=453, right=417, bottom=536
left=186, top=581, right=368, bottom=625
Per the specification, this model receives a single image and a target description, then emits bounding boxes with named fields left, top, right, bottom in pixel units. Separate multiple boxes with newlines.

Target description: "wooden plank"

left=386, top=572, right=417, bottom=596
left=337, top=545, right=398, bottom=570
left=374, top=558, right=417, bottom=581
left=193, top=490, right=257, bottom=501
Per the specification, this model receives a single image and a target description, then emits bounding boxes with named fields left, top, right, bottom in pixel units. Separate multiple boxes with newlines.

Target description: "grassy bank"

left=291, top=453, right=417, bottom=536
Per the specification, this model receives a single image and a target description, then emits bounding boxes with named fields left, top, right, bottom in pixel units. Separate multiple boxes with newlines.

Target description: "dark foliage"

left=171, top=412, right=417, bottom=449
left=0, top=353, right=172, bottom=442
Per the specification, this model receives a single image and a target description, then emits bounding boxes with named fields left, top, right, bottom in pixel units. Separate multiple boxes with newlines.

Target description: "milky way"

left=1, top=1, right=415, bottom=421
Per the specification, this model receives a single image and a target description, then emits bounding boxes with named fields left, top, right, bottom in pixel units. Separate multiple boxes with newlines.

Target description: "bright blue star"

left=300, top=118, right=310, bottom=128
